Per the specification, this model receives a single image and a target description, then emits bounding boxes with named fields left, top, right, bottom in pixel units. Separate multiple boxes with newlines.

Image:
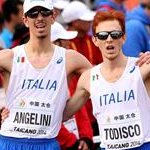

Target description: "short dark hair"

left=2, top=0, right=23, bottom=22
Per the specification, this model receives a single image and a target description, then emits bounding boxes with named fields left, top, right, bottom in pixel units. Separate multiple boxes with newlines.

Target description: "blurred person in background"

left=0, top=0, right=23, bottom=48
left=52, top=22, right=93, bottom=150
left=51, top=22, right=77, bottom=49
left=0, top=0, right=4, bottom=11
left=53, top=0, right=69, bottom=18
left=123, top=0, right=150, bottom=57
left=61, top=0, right=103, bottom=70
left=70, top=0, right=92, bottom=9
left=53, top=0, right=69, bottom=24
left=94, top=0, right=127, bottom=13
left=11, top=24, right=29, bottom=48
left=0, top=11, right=5, bottom=91
left=125, top=0, right=139, bottom=11
left=0, top=11, right=5, bottom=50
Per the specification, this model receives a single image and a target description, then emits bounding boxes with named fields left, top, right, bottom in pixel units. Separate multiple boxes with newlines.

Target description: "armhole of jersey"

left=90, top=65, right=99, bottom=98
left=61, top=46, right=69, bottom=99
left=137, top=65, right=150, bottom=106
left=90, top=67, right=94, bottom=98
left=5, top=46, right=19, bottom=99
left=90, top=65, right=99, bottom=116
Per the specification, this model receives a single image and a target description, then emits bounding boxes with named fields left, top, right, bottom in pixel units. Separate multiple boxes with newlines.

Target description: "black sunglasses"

left=95, top=30, right=124, bottom=40
left=26, top=8, right=53, bottom=18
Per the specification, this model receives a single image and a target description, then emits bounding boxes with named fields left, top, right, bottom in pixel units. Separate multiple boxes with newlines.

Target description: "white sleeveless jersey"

left=0, top=45, right=69, bottom=138
left=90, top=57, right=150, bottom=150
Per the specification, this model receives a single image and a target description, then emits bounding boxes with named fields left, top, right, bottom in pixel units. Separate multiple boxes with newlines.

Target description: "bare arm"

left=140, top=63, right=150, bottom=99
left=63, top=70, right=91, bottom=122
left=0, top=49, right=13, bottom=73
left=0, top=49, right=13, bottom=93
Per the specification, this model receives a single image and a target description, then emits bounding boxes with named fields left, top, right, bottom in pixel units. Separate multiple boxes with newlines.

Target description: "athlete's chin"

left=37, top=35, right=47, bottom=39
left=105, top=55, right=117, bottom=60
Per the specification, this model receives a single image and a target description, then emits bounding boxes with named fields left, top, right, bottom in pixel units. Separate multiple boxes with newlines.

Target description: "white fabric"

left=61, top=1, right=95, bottom=23
left=23, top=0, right=53, bottom=14
left=0, top=88, right=5, bottom=109
left=53, top=0, right=69, bottom=9
left=90, top=57, right=150, bottom=150
left=51, top=22, right=77, bottom=41
left=0, top=45, right=69, bottom=139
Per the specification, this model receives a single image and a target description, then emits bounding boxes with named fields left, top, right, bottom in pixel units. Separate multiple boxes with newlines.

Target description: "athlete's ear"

left=92, top=36, right=99, bottom=47
left=51, top=11, right=55, bottom=25
left=22, top=15, right=29, bottom=28
left=123, top=33, right=127, bottom=41
left=53, top=9, right=57, bottom=21
left=122, top=33, right=127, bottom=44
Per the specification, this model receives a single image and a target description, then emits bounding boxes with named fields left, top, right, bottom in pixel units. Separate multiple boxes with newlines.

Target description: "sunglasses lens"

left=95, top=31, right=123, bottom=40
left=41, top=9, right=53, bottom=17
left=96, top=32, right=109, bottom=40
left=27, top=10, right=39, bottom=18
left=26, top=8, right=53, bottom=18
left=111, top=31, right=123, bottom=39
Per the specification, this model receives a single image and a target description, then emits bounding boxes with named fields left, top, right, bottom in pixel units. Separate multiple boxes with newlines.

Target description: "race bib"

left=2, top=98, right=55, bottom=137
left=97, top=109, right=144, bottom=149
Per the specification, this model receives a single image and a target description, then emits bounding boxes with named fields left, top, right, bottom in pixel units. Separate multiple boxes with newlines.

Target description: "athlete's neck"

left=25, top=40, right=54, bottom=55
left=102, top=53, right=128, bottom=72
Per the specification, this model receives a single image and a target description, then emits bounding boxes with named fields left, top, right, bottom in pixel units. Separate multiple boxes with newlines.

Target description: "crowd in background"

left=0, top=0, right=149, bottom=150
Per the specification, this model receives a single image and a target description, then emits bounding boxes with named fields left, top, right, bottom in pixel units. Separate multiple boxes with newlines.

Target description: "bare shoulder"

left=0, top=49, right=14, bottom=72
left=78, top=68, right=91, bottom=92
left=65, top=49, right=92, bottom=76
left=0, top=49, right=13, bottom=57
left=66, top=49, right=89, bottom=63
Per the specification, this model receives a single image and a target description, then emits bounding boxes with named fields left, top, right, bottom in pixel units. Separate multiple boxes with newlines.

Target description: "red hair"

left=92, top=10, right=125, bottom=35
